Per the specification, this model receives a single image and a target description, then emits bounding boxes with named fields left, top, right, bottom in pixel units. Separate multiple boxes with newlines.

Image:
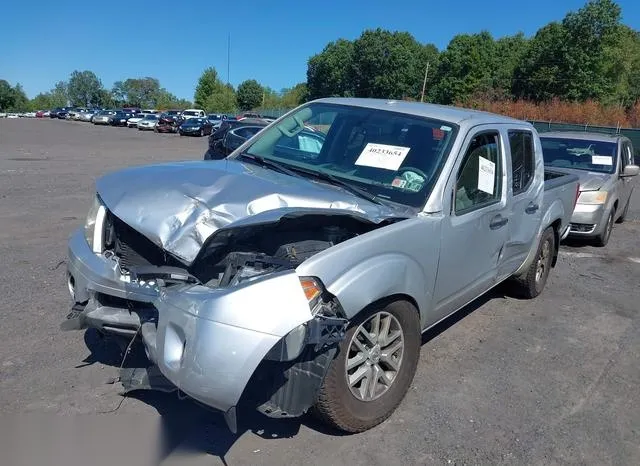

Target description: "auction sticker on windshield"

left=355, top=143, right=411, bottom=171
left=592, top=155, right=613, bottom=165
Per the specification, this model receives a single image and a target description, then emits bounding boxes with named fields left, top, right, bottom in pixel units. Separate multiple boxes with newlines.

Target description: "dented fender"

left=145, top=270, right=314, bottom=413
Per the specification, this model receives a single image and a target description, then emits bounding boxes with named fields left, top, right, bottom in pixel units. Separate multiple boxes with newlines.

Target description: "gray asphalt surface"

left=0, top=118, right=639, bottom=466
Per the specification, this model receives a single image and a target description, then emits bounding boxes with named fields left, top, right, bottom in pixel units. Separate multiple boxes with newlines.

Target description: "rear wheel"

left=595, top=209, right=614, bottom=247
left=313, top=300, right=421, bottom=433
left=508, top=226, right=555, bottom=299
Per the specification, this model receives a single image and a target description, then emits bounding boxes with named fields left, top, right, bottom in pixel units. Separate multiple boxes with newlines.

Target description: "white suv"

left=181, top=109, right=206, bottom=119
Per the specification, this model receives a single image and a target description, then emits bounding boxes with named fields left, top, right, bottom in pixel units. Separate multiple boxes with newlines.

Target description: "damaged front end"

left=64, top=205, right=395, bottom=431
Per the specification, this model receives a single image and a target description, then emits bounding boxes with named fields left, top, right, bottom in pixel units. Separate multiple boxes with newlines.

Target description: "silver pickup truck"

left=62, top=98, right=579, bottom=433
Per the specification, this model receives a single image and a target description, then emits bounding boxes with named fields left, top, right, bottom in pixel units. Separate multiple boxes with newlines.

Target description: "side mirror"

left=621, top=164, right=639, bottom=177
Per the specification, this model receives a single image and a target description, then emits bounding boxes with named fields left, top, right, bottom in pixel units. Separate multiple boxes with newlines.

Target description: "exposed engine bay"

left=102, top=211, right=385, bottom=288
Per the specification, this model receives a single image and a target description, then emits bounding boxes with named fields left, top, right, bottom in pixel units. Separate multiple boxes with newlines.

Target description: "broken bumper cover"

left=64, top=228, right=345, bottom=425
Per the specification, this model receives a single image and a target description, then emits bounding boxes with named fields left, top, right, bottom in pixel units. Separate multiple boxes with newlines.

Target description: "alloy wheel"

left=345, top=311, right=404, bottom=402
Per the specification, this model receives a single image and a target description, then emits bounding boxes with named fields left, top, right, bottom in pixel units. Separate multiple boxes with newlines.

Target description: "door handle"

left=490, top=215, right=509, bottom=230
left=525, top=203, right=539, bottom=214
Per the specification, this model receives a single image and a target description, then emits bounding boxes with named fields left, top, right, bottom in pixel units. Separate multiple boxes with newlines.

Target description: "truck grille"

left=104, top=211, right=181, bottom=270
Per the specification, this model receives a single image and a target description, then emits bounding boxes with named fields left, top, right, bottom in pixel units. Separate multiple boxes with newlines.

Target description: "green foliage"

left=156, top=88, right=191, bottom=109
left=280, top=83, right=308, bottom=107
left=194, top=68, right=225, bottom=109
left=237, top=79, right=263, bottom=110
left=431, top=31, right=499, bottom=104
left=0, top=80, right=29, bottom=111
left=67, top=70, right=104, bottom=107
left=112, top=77, right=161, bottom=107
left=0, top=80, right=14, bottom=110
left=204, top=85, right=237, bottom=113
left=352, top=29, right=437, bottom=100
left=307, top=39, right=355, bottom=100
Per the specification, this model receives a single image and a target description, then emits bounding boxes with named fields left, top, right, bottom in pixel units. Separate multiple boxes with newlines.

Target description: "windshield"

left=238, top=102, right=458, bottom=208
left=541, top=137, right=617, bottom=174
left=186, top=118, right=204, bottom=124
left=183, top=110, right=199, bottom=116
left=144, top=115, right=158, bottom=121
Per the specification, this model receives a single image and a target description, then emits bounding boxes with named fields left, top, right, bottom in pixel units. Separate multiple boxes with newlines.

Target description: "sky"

left=2, top=0, right=639, bottom=100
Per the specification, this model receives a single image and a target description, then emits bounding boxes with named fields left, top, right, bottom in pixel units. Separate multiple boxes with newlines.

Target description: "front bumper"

left=568, top=203, right=606, bottom=236
left=64, top=228, right=324, bottom=418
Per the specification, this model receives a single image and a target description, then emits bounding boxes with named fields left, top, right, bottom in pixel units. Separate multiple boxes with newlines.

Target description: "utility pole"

left=420, top=62, right=430, bottom=103
left=227, top=32, right=230, bottom=85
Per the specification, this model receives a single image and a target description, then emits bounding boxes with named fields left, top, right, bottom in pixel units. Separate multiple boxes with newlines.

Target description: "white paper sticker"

left=355, top=143, right=411, bottom=171
left=591, top=155, right=613, bottom=165
left=477, top=156, right=496, bottom=195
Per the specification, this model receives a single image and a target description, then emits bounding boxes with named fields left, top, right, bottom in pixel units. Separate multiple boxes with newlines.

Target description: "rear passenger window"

left=455, top=132, right=502, bottom=213
left=508, top=130, right=535, bottom=195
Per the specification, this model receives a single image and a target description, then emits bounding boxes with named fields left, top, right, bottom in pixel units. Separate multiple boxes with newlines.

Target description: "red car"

left=35, top=111, right=46, bottom=118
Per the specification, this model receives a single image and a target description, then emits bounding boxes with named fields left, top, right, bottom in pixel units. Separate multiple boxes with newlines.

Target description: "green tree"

left=9, top=83, right=29, bottom=111
left=351, top=29, right=438, bottom=100
left=156, top=88, right=191, bottom=109
left=237, top=79, right=264, bottom=110
left=512, top=22, right=567, bottom=101
left=431, top=31, right=498, bottom=104
left=280, top=83, right=308, bottom=107
left=67, top=70, right=104, bottom=107
left=0, top=80, right=13, bottom=110
left=111, top=78, right=161, bottom=107
left=307, top=39, right=355, bottom=99
left=50, top=81, right=68, bottom=107
left=194, top=67, right=225, bottom=109
left=513, top=0, right=624, bottom=102
left=30, top=93, right=54, bottom=110
left=204, top=84, right=237, bottom=113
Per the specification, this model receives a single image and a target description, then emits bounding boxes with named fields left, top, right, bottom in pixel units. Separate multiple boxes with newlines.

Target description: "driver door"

left=432, top=127, right=510, bottom=321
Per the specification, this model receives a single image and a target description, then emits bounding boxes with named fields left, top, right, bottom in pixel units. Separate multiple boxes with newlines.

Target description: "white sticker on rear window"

left=592, top=155, right=613, bottom=165
left=355, top=143, right=411, bottom=171
left=478, top=156, right=496, bottom=195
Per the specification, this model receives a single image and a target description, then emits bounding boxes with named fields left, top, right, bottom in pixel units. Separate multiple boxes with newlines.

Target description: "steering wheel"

left=278, top=115, right=305, bottom=137
left=396, top=166, right=429, bottom=181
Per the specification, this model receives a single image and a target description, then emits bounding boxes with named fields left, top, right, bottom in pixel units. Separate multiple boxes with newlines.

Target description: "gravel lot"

left=1, top=118, right=639, bottom=465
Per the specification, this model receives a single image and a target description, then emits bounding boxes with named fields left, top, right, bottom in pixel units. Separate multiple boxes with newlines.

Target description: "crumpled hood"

left=96, top=159, right=413, bottom=264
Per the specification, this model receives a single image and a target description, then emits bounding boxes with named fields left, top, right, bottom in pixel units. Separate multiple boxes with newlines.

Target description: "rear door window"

left=508, top=130, right=535, bottom=195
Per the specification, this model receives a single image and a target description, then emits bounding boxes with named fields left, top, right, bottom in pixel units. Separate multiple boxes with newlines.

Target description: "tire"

left=508, top=226, right=555, bottom=299
left=616, top=199, right=630, bottom=224
left=313, top=299, right=421, bottom=433
left=199, top=129, right=204, bottom=137
left=595, top=209, right=615, bottom=247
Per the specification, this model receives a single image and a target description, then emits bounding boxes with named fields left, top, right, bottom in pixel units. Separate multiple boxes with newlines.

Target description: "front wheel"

left=594, top=209, right=614, bottom=247
left=313, top=300, right=421, bottom=433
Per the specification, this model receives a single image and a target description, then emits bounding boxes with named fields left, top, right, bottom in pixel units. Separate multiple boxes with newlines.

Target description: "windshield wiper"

left=294, top=168, right=383, bottom=205
left=238, top=153, right=301, bottom=179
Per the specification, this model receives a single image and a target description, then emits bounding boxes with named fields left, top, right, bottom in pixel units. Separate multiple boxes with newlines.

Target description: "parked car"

left=137, top=114, right=159, bottom=131
left=23, top=111, right=37, bottom=118
left=50, top=107, right=71, bottom=119
left=92, top=110, right=117, bottom=125
left=6, top=113, right=19, bottom=119
left=206, top=113, right=224, bottom=127
left=203, top=118, right=269, bottom=160
left=62, top=98, right=580, bottom=435
left=123, top=107, right=142, bottom=114
left=142, top=109, right=159, bottom=114
left=181, top=108, right=206, bottom=120
left=540, top=131, right=638, bottom=246
left=79, top=110, right=99, bottom=122
left=178, top=117, right=213, bottom=136
left=238, top=111, right=261, bottom=119
left=155, top=112, right=181, bottom=133
left=0, top=112, right=7, bottom=118
left=109, top=111, right=136, bottom=127
left=68, top=108, right=87, bottom=120
left=127, top=113, right=148, bottom=128
left=35, top=110, right=46, bottom=118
